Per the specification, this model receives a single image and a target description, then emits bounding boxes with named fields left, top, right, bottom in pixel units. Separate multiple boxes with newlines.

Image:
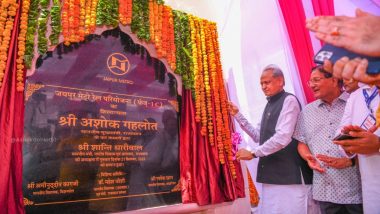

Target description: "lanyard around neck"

left=362, top=88, right=378, bottom=114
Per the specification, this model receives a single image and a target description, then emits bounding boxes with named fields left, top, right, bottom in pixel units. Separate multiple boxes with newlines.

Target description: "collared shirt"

left=234, top=95, right=300, bottom=157
left=338, top=85, right=380, bottom=212
left=293, top=92, right=362, bottom=204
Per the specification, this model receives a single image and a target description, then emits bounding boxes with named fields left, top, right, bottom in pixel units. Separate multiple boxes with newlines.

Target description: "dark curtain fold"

left=279, top=0, right=315, bottom=103
left=179, top=89, right=194, bottom=203
left=0, top=1, right=25, bottom=213
left=180, top=88, right=244, bottom=206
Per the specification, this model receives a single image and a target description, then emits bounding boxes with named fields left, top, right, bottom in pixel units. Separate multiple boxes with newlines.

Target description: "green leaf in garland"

left=131, top=0, right=150, bottom=41
left=24, top=0, right=40, bottom=68
left=39, top=0, right=49, bottom=7
left=37, top=9, right=49, bottom=55
left=173, top=10, right=193, bottom=90
left=49, top=0, right=61, bottom=46
left=96, top=0, right=119, bottom=27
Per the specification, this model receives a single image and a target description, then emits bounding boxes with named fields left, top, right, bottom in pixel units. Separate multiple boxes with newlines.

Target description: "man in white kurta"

left=337, top=84, right=380, bottom=214
left=230, top=65, right=313, bottom=214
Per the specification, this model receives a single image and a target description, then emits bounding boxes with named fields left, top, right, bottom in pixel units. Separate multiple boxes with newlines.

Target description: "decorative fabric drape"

left=312, top=0, right=334, bottom=16
left=0, top=1, right=25, bottom=213
left=278, top=0, right=315, bottom=103
left=312, top=0, right=335, bottom=46
left=180, top=88, right=245, bottom=205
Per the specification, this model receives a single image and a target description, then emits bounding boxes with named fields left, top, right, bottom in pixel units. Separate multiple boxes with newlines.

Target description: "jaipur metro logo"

left=107, top=53, right=130, bottom=76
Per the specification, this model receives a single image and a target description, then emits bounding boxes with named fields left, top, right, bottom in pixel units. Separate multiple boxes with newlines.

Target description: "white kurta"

left=259, top=184, right=319, bottom=214
left=339, top=85, right=380, bottom=214
left=235, top=95, right=317, bottom=214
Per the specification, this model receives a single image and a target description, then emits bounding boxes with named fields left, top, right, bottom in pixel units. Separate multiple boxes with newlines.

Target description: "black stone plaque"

left=23, top=28, right=181, bottom=214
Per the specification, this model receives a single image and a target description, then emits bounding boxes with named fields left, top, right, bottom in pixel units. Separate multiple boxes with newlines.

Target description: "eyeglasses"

left=307, top=77, right=326, bottom=86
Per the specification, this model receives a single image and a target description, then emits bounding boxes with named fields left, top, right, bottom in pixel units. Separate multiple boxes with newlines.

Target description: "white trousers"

left=259, top=184, right=320, bottom=214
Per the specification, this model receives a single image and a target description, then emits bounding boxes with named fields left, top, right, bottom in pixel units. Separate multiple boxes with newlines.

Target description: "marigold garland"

left=154, top=2, right=162, bottom=57
left=193, top=18, right=207, bottom=135
left=89, top=0, right=98, bottom=33
left=71, top=0, right=81, bottom=43
left=214, top=23, right=234, bottom=174
left=84, top=0, right=91, bottom=34
left=125, top=0, right=132, bottom=24
left=186, top=16, right=236, bottom=177
left=78, top=0, right=86, bottom=41
left=148, top=0, right=154, bottom=41
left=211, top=36, right=227, bottom=164
left=189, top=15, right=201, bottom=122
left=119, top=0, right=128, bottom=25
left=0, top=0, right=17, bottom=88
left=247, top=169, right=259, bottom=206
left=16, top=0, right=31, bottom=91
left=212, top=23, right=233, bottom=165
left=200, top=20, right=214, bottom=145
left=205, top=22, right=223, bottom=153
left=119, top=0, right=125, bottom=24
left=62, top=0, right=81, bottom=45
left=160, top=5, right=168, bottom=57
left=165, top=6, right=175, bottom=70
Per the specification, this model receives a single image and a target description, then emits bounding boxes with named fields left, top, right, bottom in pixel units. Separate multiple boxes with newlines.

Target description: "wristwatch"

left=251, top=152, right=257, bottom=159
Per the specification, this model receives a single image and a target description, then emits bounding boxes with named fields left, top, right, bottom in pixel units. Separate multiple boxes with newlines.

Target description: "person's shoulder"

left=348, top=87, right=364, bottom=100
left=302, top=100, right=320, bottom=112
left=283, top=94, right=301, bottom=110
left=284, top=92, right=300, bottom=102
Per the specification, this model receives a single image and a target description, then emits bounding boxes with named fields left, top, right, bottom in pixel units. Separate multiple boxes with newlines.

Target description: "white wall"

left=335, top=0, right=380, bottom=16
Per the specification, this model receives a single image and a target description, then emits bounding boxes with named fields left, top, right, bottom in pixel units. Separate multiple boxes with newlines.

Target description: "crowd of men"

left=231, top=9, right=380, bottom=214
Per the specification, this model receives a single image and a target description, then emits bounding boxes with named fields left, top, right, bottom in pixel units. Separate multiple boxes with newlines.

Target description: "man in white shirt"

left=294, top=66, right=362, bottom=214
left=343, top=78, right=359, bottom=94
left=335, top=84, right=380, bottom=214
left=229, top=65, right=312, bottom=214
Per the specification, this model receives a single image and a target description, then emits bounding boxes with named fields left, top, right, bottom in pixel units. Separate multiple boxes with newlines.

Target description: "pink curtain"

left=0, top=0, right=25, bottom=212
left=312, top=0, right=335, bottom=46
left=279, top=0, right=315, bottom=103
left=312, top=0, right=335, bottom=16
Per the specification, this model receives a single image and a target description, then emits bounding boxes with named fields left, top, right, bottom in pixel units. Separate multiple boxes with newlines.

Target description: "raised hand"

left=228, top=101, right=239, bottom=116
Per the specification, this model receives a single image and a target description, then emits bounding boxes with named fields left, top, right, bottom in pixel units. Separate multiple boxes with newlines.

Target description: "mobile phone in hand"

left=314, top=44, right=380, bottom=75
left=333, top=133, right=357, bottom=141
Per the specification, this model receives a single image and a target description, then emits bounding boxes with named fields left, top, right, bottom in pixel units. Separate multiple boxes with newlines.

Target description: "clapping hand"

left=305, top=154, right=325, bottom=173
left=316, top=154, right=352, bottom=169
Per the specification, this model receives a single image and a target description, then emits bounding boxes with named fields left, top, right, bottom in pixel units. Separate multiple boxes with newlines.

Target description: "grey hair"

left=262, top=64, right=285, bottom=86
left=263, top=64, right=284, bottom=78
